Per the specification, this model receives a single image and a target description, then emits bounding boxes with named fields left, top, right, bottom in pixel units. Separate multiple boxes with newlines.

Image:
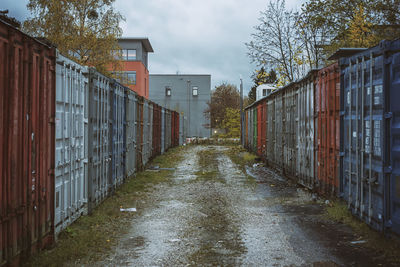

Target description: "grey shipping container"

left=266, top=97, right=275, bottom=166
left=111, top=81, right=126, bottom=188
left=297, top=71, right=317, bottom=189
left=54, top=52, right=89, bottom=235
left=340, top=39, right=400, bottom=235
left=125, top=89, right=137, bottom=177
left=88, top=69, right=112, bottom=213
left=283, top=84, right=298, bottom=177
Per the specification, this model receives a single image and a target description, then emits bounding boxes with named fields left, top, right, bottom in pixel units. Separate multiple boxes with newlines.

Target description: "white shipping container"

left=54, top=52, right=89, bottom=235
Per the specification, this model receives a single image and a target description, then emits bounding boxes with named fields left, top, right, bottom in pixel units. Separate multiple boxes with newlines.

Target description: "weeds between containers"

left=25, top=147, right=185, bottom=267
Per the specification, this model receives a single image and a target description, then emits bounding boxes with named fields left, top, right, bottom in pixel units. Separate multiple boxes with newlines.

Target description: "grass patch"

left=194, top=148, right=220, bottom=182
left=325, top=200, right=400, bottom=264
left=224, top=145, right=257, bottom=170
left=25, top=147, right=184, bottom=267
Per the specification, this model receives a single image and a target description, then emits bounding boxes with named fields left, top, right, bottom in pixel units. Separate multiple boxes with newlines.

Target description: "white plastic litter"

left=120, top=208, right=137, bottom=212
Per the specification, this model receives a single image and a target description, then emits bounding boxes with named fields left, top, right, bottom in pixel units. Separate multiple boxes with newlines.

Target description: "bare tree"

left=246, top=0, right=302, bottom=85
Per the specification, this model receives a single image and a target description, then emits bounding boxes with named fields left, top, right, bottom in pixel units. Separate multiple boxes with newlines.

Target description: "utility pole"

left=240, top=77, right=244, bottom=146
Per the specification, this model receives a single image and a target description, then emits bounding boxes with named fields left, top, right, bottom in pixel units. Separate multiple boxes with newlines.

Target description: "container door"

left=54, top=56, right=88, bottom=235
left=390, top=52, right=400, bottom=233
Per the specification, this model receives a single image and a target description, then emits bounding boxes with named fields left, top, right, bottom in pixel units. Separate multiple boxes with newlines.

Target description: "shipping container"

left=316, top=63, right=340, bottom=196
left=125, top=89, right=137, bottom=177
left=87, top=69, right=112, bottom=213
left=152, top=104, right=160, bottom=158
left=253, top=107, right=257, bottom=153
left=283, top=84, right=298, bottom=178
left=275, top=91, right=284, bottom=169
left=266, top=97, right=276, bottom=166
left=340, top=39, right=400, bottom=235
left=136, top=96, right=144, bottom=171
left=54, top=52, right=88, bottom=236
left=297, top=70, right=318, bottom=190
left=0, top=17, right=55, bottom=265
left=257, top=102, right=263, bottom=157
left=165, top=109, right=172, bottom=150
left=142, top=100, right=150, bottom=166
left=161, top=108, right=166, bottom=154
left=111, top=80, right=126, bottom=189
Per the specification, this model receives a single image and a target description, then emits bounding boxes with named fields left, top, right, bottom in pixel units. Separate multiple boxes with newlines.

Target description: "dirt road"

left=94, top=145, right=397, bottom=267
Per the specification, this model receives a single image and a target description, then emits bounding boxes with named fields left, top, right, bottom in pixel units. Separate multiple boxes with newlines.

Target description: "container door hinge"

left=339, top=111, right=345, bottom=116
left=48, top=116, right=56, bottom=124
left=384, top=166, right=393, bottom=174
left=385, top=220, right=393, bottom=228
left=339, top=152, right=345, bottom=157
left=48, top=168, right=55, bottom=176
left=384, top=112, right=393, bottom=119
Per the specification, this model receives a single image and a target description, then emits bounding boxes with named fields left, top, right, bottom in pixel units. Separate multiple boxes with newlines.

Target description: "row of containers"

left=243, top=39, right=400, bottom=237
left=0, top=18, right=180, bottom=266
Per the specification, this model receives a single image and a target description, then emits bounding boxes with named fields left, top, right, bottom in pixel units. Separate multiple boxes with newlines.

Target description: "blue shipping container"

left=340, top=39, right=400, bottom=235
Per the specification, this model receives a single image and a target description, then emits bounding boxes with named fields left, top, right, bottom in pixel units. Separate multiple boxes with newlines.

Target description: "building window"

left=127, top=49, right=137, bottom=61
left=112, top=71, right=136, bottom=85
left=263, top=89, right=267, bottom=96
left=192, top=86, right=198, bottom=96
left=166, top=87, right=171, bottom=96
left=126, top=71, right=136, bottom=85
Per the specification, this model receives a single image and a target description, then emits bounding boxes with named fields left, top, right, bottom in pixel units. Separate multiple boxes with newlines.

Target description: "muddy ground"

left=87, top=145, right=399, bottom=267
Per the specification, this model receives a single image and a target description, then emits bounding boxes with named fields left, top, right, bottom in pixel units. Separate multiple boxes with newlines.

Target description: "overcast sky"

left=3, top=0, right=304, bottom=94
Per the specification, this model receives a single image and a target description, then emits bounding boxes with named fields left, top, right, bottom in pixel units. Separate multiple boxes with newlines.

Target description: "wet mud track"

left=96, top=146, right=397, bottom=266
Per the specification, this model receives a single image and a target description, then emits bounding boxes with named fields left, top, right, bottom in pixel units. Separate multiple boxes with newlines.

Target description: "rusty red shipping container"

left=256, top=100, right=266, bottom=158
left=0, top=18, right=55, bottom=265
left=316, top=63, right=340, bottom=196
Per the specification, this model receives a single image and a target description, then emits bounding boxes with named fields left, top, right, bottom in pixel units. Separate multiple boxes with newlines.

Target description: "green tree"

left=248, top=68, right=277, bottom=105
left=300, top=0, right=397, bottom=56
left=204, top=83, right=240, bottom=129
left=221, top=108, right=240, bottom=138
left=23, top=0, right=124, bottom=73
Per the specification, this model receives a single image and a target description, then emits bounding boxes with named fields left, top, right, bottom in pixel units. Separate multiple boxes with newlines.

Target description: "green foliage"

left=204, top=83, right=240, bottom=129
left=23, top=0, right=124, bottom=73
left=221, top=108, right=240, bottom=138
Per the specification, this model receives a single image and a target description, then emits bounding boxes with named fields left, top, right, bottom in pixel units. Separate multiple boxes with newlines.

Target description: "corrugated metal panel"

left=125, top=89, right=137, bottom=177
left=266, top=97, right=275, bottom=166
left=148, top=103, right=153, bottom=159
left=87, top=69, right=111, bottom=213
left=340, top=39, right=400, bottom=235
left=136, top=96, right=144, bottom=171
left=0, top=18, right=55, bottom=265
left=297, top=72, right=317, bottom=189
left=389, top=44, right=400, bottom=235
left=165, top=110, right=172, bottom=150
left=161, top=108, right=165, bottom=154
left=283, top=85, right=298, bottom=177
left=245, top=110, right=249, bottom=149
left=275, top=92, right=284, bottom=168
left=54, top=53, right=88, bottom=236
left=111, top=81, right=126, bottom=188
left=142, top=100, right=150, bottom=166
left=257, top=104, right=263, bottom=157
left=316, top=63, right=340, bottom=196
left=253, top=107, right=257, bottom=153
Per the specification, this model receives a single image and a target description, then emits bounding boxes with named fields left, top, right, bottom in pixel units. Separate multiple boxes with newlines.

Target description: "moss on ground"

left=25, top=146, right=185, bottom=267
left=325, top=200, right=400, bottom=264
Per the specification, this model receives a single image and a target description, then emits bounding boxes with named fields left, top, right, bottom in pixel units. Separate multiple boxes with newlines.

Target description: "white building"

left=256, top=84, right=276, bottom=101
